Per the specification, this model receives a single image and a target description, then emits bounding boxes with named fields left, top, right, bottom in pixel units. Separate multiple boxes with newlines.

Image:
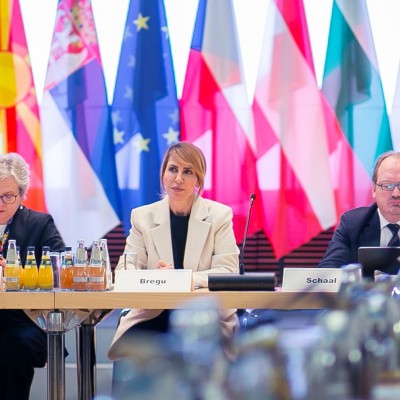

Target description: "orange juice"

left=73, top=240, right=87, bottom=290
left=72, top=265, right=87, bottom=290
left=38, top=247, right=53, bottom=290
left=19, top=264, right=24, bottom=288
left=87, top=266, right=105, bottom=291
left=38, top=262, right=53, bottom=290
left=60, top=267, right=73, bottom=289
left=60, top=247, right=74, bottom=290
left=23, top=266, right=38, bottom=290
left=23, top=249, right=38, bottom=290
left=17, top=247, right=23, bottom=288
left=87, top=241, right=105, bottom=291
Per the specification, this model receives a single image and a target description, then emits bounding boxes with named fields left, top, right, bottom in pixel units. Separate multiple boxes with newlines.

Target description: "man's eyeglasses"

left=0, top=192, right=21, bottom=204
left=376, top=183, right=400, bottom=192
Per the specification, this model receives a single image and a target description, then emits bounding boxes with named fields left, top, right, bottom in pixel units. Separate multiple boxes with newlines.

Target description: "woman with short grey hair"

left=0, top=152, right=65, bottom=400
left=0, top=152, right=30, bottom=199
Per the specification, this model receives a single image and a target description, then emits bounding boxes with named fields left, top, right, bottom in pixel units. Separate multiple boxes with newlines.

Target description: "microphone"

left=239, top=193, right=256, bottom=275
left=208, top=194, right=276, bottom=291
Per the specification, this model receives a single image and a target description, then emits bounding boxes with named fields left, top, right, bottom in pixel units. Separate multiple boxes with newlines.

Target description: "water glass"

left=50, top=252, right=61, bottom=288
left=123, top=251, right=137, bottom=270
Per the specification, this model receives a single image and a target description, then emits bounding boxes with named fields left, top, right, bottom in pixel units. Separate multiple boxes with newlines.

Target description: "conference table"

left=1, top=289, right=337, bottom=400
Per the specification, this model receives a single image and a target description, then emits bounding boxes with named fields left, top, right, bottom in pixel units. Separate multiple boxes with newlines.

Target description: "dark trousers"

left=0, top=310, right=47, bottom=400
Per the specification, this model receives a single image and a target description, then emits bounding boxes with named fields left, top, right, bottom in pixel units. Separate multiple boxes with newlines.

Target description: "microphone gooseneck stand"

left=208, top=194, right=276, bottom=291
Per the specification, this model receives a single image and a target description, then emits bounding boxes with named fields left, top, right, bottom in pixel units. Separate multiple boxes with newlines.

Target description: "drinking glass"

left=123, top=251, right=137, bottom=270
left=50, top=252, right=61, bottom=288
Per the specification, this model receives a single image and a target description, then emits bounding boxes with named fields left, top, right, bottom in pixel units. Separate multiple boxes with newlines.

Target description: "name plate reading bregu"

left=114, top=269, right=193, bottom=292
left=282, top=268, right=343, bottom=292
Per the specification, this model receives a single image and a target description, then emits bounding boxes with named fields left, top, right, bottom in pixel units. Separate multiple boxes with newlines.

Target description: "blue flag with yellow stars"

left=112, top=0, right=179, bottom=234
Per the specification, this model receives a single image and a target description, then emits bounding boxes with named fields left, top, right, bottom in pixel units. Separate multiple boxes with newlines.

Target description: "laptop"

left=357, top=246, right=400, bottom=277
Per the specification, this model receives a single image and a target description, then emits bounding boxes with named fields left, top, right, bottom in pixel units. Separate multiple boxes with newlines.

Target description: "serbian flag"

left=41, top=0, right=120, bottom=245
left=322, top=0, right=392, bottom=212
left=252, top=0, right=337, bottom=258
left=112, top=0, right=179, bottom=235
left=180, top=0, right=263, bottom=243
left=0, top=0, right=46, bottom=211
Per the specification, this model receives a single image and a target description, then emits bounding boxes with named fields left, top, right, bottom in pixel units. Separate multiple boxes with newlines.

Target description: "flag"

left=322, top=0, right=392, bottom=212
left=112, top=0, right=179, bottom=234
left=0, top=0, right=46, bottom=211
left=180, top=0, right=263, bottom=243
left=391, top=68, right=400, bottom=151
left=41, top=0, right=120, bottom=246
left=252, top=0, right=337, bottom=258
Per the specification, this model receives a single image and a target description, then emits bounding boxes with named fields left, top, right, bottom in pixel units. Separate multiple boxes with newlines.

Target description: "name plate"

left=282, top=268, right=342, bottom=292
left=114, top=269, right=193, bottom=292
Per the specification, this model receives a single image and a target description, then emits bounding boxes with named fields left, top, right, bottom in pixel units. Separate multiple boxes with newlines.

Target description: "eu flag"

left=112, top=0, right=179, bottom=234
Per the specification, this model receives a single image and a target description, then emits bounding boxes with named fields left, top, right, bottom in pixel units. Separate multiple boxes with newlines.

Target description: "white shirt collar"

left=377, top=209, right=400, bottom=230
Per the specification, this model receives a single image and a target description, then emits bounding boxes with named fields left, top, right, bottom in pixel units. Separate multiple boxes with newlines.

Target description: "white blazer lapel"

left=184, top=197, right=210, bottom=271
left=150, top=197, right=174, bottom=264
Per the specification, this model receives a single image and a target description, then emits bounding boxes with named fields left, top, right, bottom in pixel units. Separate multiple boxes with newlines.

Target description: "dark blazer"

left=2, top=205, right=65, bottom=265
left=319, top=203, right=399, bottom=276
left=0, top=206, right=65, bottom=374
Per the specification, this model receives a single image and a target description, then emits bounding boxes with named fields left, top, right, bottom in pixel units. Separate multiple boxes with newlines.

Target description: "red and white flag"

left=180, top=0, right=263, bottom=243
left=252, top=0, right=337, bottom=258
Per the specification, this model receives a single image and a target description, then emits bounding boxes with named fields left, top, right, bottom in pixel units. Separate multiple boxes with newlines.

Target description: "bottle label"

left=4, top=277, right=19, bottom=283
left=40, top=259, right=51, bottom=268
left=25, top=260, right=36, bottom=269
left=62, top=260, right=73, bottom=269
left=88, top=277, right=104, bottom=283
left=73, top=277, right=88, bottom=283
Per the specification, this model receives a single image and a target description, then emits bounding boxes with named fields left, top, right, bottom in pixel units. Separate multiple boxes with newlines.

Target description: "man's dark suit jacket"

left=319, top=203, right=400, bottom=277
left=2, top=205, right=65, bottom=265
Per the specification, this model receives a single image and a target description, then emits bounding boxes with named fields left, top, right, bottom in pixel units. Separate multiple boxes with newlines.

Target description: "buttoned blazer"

left=108, top=196, right=240, bottom=360
left=318, top=203, right=400, bottom=275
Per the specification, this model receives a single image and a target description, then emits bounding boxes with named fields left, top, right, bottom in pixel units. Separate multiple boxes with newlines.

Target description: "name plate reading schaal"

left=282, top=267, right=343, bottom=292
left=114, top=269, right=193, bottom=292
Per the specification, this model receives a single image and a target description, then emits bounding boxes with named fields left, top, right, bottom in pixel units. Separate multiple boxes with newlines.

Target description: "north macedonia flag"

left=0, top=0, right=47, bottom=212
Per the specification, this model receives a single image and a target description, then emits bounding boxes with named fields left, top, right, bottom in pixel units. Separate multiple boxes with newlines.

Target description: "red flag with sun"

left=0, top=0, right=47, bottom=212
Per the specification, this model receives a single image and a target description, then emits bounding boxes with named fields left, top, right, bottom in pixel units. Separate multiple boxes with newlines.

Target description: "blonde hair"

left=160, top=142, right=206, bottom=196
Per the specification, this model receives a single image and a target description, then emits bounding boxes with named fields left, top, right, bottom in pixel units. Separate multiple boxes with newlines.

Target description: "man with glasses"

left=319, top=150, right=400, bottom=277
left=0, top=153, right=64, bottom=400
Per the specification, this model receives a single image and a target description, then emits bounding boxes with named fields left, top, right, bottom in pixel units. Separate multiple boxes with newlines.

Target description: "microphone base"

left=208, top=272, right=276, bottom=291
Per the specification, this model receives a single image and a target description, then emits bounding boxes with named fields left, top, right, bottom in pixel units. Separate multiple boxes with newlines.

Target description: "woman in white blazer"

left=108, top=142, right=240, bottom=361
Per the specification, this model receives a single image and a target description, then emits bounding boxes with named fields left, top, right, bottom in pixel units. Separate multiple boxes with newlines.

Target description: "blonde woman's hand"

left=156, top=260, right=173, bottom=270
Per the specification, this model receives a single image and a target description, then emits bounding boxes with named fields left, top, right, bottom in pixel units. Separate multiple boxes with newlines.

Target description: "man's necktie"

left=387, top=223, right=400, bottom=247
